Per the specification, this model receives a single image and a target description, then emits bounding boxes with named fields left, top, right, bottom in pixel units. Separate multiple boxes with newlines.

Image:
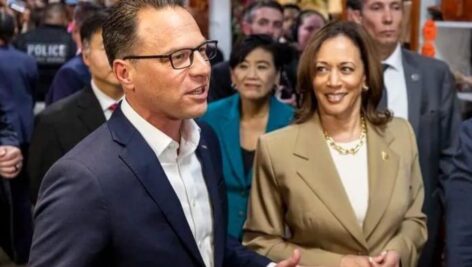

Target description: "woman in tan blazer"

left=243, top=21, right=427, bottom=267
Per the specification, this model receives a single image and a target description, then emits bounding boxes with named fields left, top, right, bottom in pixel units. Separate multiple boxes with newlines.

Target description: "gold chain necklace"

left=324, top=117, right=367, bottom=155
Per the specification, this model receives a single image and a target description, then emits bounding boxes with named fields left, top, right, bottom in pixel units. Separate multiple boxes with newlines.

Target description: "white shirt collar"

left=382, top=43, right=403, bottom=71
left=120, top=97, right=201, bottom=159
left=90, top=80, right=120, bottom=112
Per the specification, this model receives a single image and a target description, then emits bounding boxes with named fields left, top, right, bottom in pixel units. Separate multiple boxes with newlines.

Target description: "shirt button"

left=238, top=211, right=245, bottom=217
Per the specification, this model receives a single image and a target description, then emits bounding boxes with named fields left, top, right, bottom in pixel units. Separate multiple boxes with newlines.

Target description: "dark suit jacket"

left=0, top=103, right=22, bottom=262
left=0, top=102, right=18, bottom=147
left=28, top=87, right=105, bottom=202
left=45, top=55, right=91, bottom=105
left=399, top=49, right=461, bottom=267
left=29, top=107, right=270, bottom=267
left=0, top=45, right=36, bottom=264
left=0, top=44, right=37, bottom=145
left=445, top=118, right=472, bottom=267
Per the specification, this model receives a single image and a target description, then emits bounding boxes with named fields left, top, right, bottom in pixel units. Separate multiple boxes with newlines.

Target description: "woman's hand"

left=371, top=251, right=400, bottom=267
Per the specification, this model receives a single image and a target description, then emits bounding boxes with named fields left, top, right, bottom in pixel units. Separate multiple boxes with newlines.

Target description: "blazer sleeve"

left=29, top=158, right=110, bottom=267
left=383, top=120, right=428, bottom=267
left=243, top=137, right=345, bottom=266
left=0, top=103, right=19, bottom=147
left=27, top=114, right=65, bottom=203
left=445, top=119, right=472, bottom=267
left=438, top=67, right=461, bottom=203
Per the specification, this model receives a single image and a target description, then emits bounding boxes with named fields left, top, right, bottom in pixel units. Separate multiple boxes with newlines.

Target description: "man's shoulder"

left=402, top=48, right=449, bottom=72
left=0, top=46, right=36, bottom=64
left=60, top=123, right=114, bottom=164
left=38, top=89, right=89, bottom=121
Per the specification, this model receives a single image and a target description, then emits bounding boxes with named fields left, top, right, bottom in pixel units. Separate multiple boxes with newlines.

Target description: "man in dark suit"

left=45, top=2, right=103, bottom=105
left=28, top=11, right=122, bottom=202
left=29, top=1, right=301, bottom=266
left=349, top=0, right=462, bottom=266
left=14, top=3, right=76, bottom=101
left=0, top=99, right=27, bottom=264
left=445, top=118, right=472, bottom=267
left=209, top=0, right=297, bottom=103
left=0, top=11, right=36, bottom=264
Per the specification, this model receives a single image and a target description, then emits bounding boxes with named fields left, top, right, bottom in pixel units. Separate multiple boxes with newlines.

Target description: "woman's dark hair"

left=295, top=21, right=392, bottom=125
left=229, top=34, right=283, bottom=71
left=291, top=9, right=326, bottom=43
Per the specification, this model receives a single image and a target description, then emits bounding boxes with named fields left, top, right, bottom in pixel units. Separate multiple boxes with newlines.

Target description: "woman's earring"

left=362, top=84, right=369, bottom=92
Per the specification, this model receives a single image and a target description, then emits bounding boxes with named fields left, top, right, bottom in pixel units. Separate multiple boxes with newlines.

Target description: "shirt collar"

left=90, top=80, right=119, bottom=112
left=120, top=97, right=201, bottom=159
left=382, top=43, right=403, bottom=71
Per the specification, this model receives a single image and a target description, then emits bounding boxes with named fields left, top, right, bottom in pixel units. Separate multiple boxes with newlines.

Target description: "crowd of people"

left=0, top=0, right=471, bottom=266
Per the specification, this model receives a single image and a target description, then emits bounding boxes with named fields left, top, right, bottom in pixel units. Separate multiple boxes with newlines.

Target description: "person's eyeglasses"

left=122, top=40, right=218, bottom=70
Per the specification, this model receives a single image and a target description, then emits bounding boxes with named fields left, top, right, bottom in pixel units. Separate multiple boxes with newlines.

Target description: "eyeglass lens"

left=171, top=41, right=217, bottom=69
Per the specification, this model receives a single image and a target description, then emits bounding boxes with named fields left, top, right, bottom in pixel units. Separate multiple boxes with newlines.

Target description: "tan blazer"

left=243, top=115, right=427, bottom=267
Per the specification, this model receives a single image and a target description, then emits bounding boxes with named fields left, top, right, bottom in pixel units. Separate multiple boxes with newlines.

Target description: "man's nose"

left=382, top=8, right=393, bottom=24
left=189, top=52, right=210, bottom=77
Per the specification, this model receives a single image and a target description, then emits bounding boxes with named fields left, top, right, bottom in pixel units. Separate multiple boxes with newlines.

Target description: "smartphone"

left=7, top=0, right=26, bottom=13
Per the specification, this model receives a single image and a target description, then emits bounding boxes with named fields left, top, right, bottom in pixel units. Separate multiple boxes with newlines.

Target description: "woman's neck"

left=320, top=112, right=363, bottom=143
left=240, top=97, right=270, bottom=121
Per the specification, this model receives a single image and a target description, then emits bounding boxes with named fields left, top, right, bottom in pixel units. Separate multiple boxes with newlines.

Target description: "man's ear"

left=113, top=60, right=135, bottom=92
left=82, top=48, right=90, bottom=67
left=348, top=9, right=363, bottom=24
left=241, top=21, right=252, bottom=36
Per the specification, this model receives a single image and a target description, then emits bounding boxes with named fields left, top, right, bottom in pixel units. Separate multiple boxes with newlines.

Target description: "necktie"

left=108, top=103, right=118, bottom=112
left=378, top=63, right=389, bottom=110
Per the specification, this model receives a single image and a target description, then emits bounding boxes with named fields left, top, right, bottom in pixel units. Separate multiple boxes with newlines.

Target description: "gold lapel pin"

left=381, top=151, right=389, bottom=160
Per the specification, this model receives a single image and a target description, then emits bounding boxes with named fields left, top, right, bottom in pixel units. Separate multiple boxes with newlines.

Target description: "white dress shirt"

left=328, top=140, right=369, bottom=227
left=90, top=80, right=120, bottom=120
left=383, top=43, right=408, bottom=120
left=121, top=98, right=215, bottom=267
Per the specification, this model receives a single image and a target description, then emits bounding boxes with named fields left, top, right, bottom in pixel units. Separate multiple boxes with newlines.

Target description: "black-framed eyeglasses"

left=122, top=40, right=218, bottom=70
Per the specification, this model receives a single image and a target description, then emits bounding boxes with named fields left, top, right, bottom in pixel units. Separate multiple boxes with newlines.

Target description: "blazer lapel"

left=402, top=49, right=422, bottom=134
left=76, top=87, right=106, bottom=131
left=220, top=95, right=246, bottom=186
left=195, top=136, right=224, bottom=267
left=109, top=109, right=205, bottom=267
left=362, top=123, right=400, bottom=238
left=266, top=96, right=290, bottom=132
left=293, top=115, right=368, bottom=250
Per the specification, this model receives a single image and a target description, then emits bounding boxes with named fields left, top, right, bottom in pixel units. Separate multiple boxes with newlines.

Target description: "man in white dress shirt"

left=348, top=0, right=461, bottom=266
left=29, top=1, right=302, bottom=266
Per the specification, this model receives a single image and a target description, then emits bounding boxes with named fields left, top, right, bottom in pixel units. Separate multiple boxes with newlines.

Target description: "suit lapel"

left=362, top=123, right=399, bottom=238
left=266, top=96, right=290, bottom=132
left=109, top=109, right=205, bottom=267
left=293, top=115, right=368, bottom=250
left=76, top=87, right=106, bottom=131
left=402, top=49, right=422, bottom=134
left=220, top=95, right=247, bottom=186
left=195, top=135, right=224, bottom=267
